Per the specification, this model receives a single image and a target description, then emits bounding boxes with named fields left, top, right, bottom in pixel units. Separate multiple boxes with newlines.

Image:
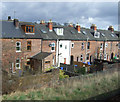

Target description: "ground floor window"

left=86, top=53, right=89, bottom=60
left=16, top=58, right=21, bottom=69
left=80, top=54, right=83, bottom=62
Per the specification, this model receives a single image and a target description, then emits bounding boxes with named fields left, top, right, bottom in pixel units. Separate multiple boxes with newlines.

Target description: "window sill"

left=51, top=50, right=55, bottom=52
left=16, top=68, right=21, bottom=70
left=16, top=51, right=21, bottom=53
left=27, top=50, right=31, bottom=52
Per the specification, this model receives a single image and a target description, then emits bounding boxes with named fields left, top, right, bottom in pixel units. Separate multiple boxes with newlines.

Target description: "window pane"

left=16, top=42, right=20, bottom=46
left=26, top=26, right=28, bottom=32
left=60, top=44, right=62, bottom=48
left=16, top=47, right=20, bottom=51
left=52, top=47, right=55, bottom=50
left=16, top=59, right=20, bottom=63
left=27, top=46, right=31, bottom=50
left=27, top=41, right=31, bottom=45
left=31, top=27, right=33, bottom=32
left=29, top=27, right=31, bottom=32
left=16, top=64, right=20, bottom=68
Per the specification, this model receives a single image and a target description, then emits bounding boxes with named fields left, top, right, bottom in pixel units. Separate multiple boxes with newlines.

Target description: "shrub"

left=75, top=67, right=86, bottom=75
left=59, top=69, right=69, bottom=80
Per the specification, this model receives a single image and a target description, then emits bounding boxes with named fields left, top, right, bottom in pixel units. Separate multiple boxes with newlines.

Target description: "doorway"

left=70, top=55, right=74, bottom=65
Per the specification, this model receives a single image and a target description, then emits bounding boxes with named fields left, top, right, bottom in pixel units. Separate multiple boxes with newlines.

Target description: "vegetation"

left=59, top=69, right=69, bottom=80
left=3, top=69, right=119, bottom=100
left=74, top=67, right=86, bottom=74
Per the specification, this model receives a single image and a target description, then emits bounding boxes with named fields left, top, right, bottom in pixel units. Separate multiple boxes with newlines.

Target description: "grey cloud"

left=2, top=2, right=118, bottom=30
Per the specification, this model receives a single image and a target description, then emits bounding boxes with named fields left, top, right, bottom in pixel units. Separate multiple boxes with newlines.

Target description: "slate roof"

left=1, top=20, right=119, bottom=41
left=30, top=52, right=52, bottom=60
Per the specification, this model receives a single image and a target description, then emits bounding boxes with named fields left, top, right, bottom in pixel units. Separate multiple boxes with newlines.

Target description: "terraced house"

left=1, top=16, right=120, bottom=73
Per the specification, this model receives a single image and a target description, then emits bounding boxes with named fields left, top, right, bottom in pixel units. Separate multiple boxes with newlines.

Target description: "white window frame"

left=16, top=41, right=21, bottom=52
left=81, top=42, right=84, bottom=50
left=51, top=43, right=55, bottom=52
left=105, top=43, right=108, bottom=48
left=94, top=32, right=100, bottom=38
left=16, top=58, right=21, bottom=69
left=71, top=43, right=74, bottom=48
left=80, top=54, right=83, bottom=62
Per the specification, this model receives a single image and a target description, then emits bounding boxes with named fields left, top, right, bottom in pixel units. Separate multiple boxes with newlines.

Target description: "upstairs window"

left=27, top=41, right=31, bottom=51
left=100, top=43, right=103, bottom=50
left=51, top=43, right=55, bottom=52
left=81, top=42, right=84, bottom=50
left=16, top=58, right=21, bottom=69
left=65, top=45, right=67, bottom=49
left=87, top=42, right=90, bottom=49
left=25, top=25, right=35, bottom=34
left=16, top=41, right=21, bottom=52
left=71, top=43, right=74, bottom=48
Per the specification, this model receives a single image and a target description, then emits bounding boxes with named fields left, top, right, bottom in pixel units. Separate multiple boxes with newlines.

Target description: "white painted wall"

left=58, top=40, right=71, bottom=66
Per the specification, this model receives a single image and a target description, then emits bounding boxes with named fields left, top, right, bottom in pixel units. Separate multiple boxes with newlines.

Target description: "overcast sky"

left=2, top=2, right=118, bottom=30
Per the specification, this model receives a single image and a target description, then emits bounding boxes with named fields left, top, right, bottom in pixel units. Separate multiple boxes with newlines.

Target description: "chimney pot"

left=48, top=19, right=53, bottom=32
left=8, top=16, right=11, bottom=21
left=76, top=23, right=81, bottom=33
left=108, top=26, right=114, bottom=32
left=69, top=23, right=73, bottom=27
left=90, top=24, right=97, bottom=31
left=14, top=19, right=19, bottom=29
left=40, top=20, right=45, bottom=25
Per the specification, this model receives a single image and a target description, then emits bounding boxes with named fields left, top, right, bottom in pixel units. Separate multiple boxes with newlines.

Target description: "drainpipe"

left=56, top=39, right=59, bottom=67
left=85, top=37, right=89, bottom=63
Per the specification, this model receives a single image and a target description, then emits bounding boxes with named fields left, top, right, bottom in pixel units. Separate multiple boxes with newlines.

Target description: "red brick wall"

left=42, top=40, right=57, bottom=66
left=2, top=39, right=41, bottom=73
left=71, top=40, right=119, bottom=63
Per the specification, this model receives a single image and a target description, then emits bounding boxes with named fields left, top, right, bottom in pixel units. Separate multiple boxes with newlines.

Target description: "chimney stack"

left=14, top=19, right=19, bottom=29
left=90, top=24, right=97, bottom=31
left=69, top=23, right=73, bottom=27
left=48, top=19, right=53, bottom=32
left=76, top=23, right=81, bottom=33
left=40, top=20, right=45, bottom=25
left=108, top=26, right=114, bottom=32
left=8, top=16, right=11, bottom=21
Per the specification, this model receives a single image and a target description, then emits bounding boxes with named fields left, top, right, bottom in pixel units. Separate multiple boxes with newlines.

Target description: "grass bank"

left=3, top=68, right=119, bottom=100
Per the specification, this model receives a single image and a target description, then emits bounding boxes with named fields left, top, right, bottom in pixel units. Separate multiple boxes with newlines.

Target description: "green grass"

left=3, top=69, right=119, bottom=100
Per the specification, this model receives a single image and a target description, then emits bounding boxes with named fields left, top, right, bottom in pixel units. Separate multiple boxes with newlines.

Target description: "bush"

left=75, top=67, right=86, bottom=75
left=59, top=69, right=69, bottom=80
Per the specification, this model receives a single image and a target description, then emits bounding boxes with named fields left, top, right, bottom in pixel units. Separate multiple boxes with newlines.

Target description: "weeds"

left=3, top=69, right=119, bottom=100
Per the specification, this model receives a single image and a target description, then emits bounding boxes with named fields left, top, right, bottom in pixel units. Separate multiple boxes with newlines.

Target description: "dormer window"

left=22, top=25, right=35, bottom=34
left=54, top=28, right=64, bottom=36
left=25, top=25, right=35, bottom=34
left=94, top=31, right=100, bottom=38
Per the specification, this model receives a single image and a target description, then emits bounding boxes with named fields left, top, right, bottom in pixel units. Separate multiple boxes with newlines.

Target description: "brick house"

left=1, top=17, right=120, bottom=73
